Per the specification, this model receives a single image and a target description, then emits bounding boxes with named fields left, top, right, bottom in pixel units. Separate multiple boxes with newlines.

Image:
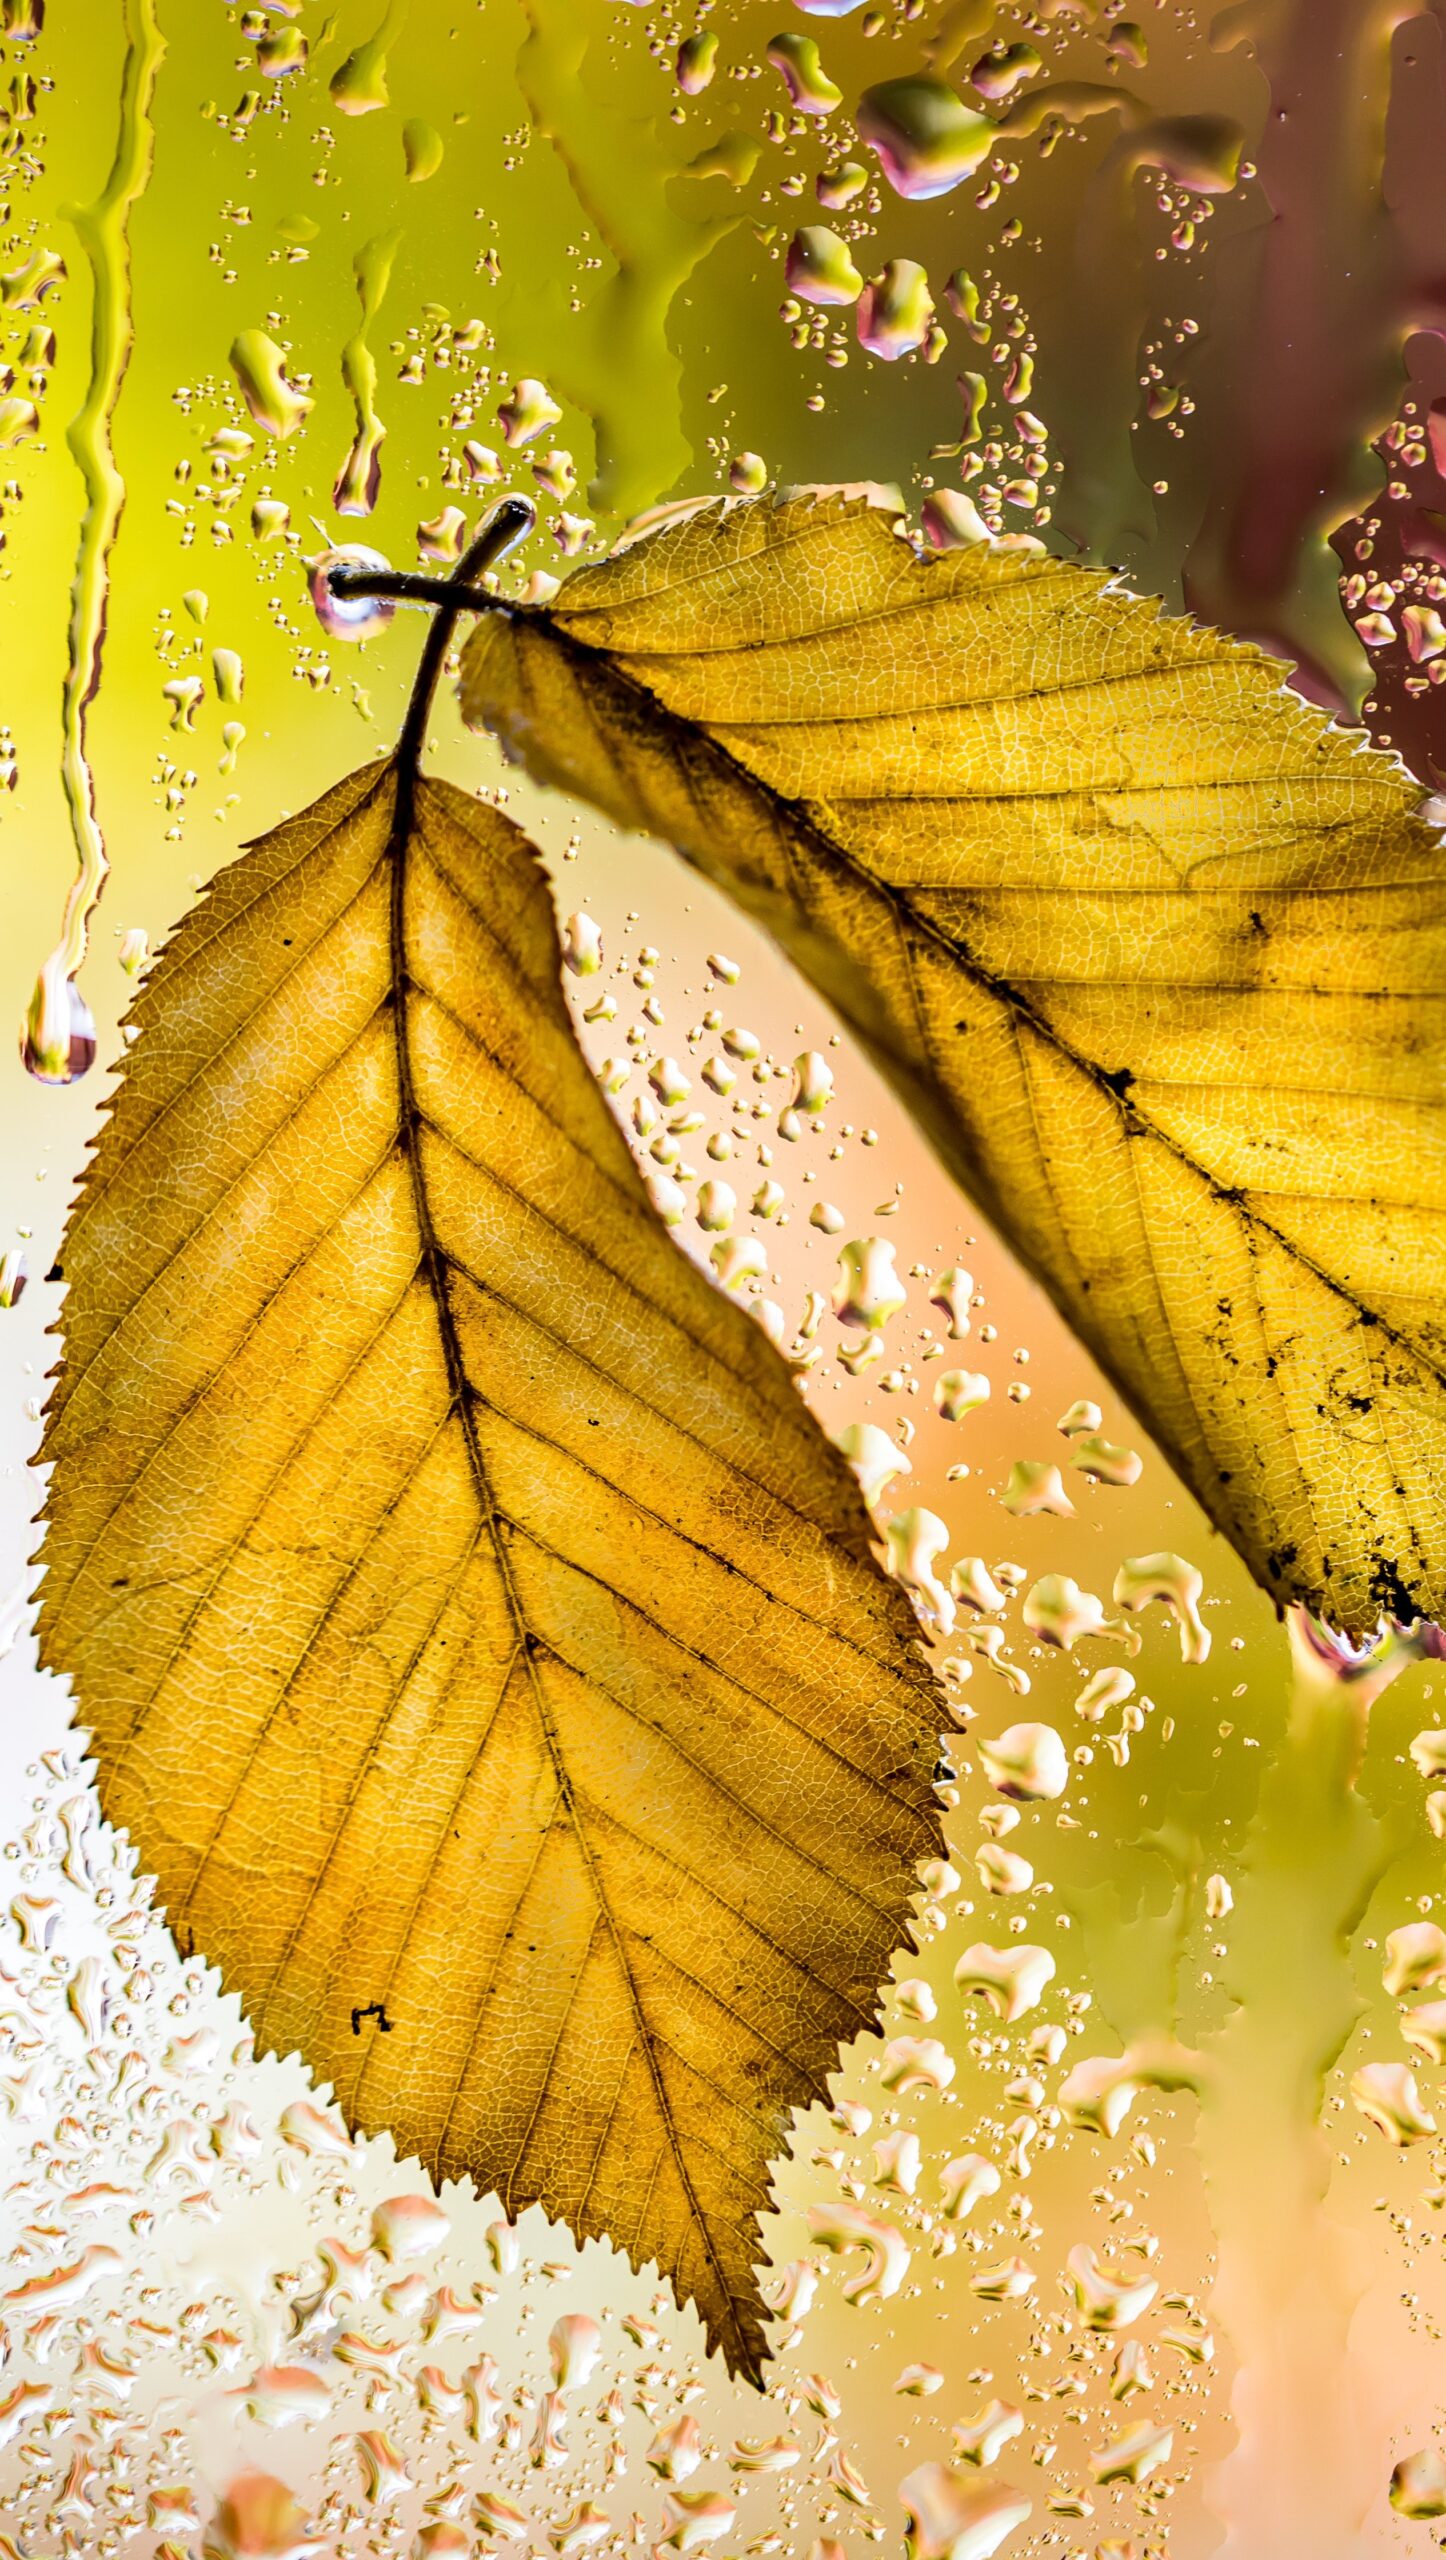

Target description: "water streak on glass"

left=23, top=0, right=162, bottom=1083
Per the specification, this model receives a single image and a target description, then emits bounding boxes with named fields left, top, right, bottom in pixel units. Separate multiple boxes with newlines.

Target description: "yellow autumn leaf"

left=460, top=492, right=1446, bottom=1637
left=38, top=753, right=941, bottom=2383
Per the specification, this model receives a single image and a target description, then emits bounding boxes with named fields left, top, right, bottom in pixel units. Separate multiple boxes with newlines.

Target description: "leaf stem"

left=330, top=562, right=517, bottom=619
left=392, top=496, right=535, bottom=782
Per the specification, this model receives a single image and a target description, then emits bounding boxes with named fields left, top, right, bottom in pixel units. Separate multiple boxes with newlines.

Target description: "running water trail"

left=23, top=0, right=164, bottom=1086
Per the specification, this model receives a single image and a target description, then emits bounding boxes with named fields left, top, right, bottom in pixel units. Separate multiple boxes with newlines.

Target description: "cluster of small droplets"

left=521, top=830, right=1260, bottom=2553
left=0, top=1738, right=863, bottom=2553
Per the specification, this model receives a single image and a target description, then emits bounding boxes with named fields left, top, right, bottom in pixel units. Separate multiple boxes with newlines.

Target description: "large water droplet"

left=857, top=259, right=935, bottom=361
left=976, top=1722, right=1068, bottom=1801
left=230, top=328, right=313, bottom=438
left=856, top=79, right=995, bottom=200
left=954, top=1940, right=1054, bottom=2020
left=22, top=952, right=96, bottom=1084
left=309, top=545, right=395, bottom=642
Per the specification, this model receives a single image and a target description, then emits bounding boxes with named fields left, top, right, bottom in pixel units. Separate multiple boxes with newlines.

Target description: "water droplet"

left=1351, top=2061, right=1436, bottom=2144
left=882, top=2034, right=955, bottom=2093
left=371, top=2192, right=449, bottom=2259
left=766, top=2257, right=819, bottom=2323
left=499, top=377, right=563, bottom=447
left=474, top=2489, right=531, bottom=2538
left=951, top=2402, right=1022, bottom=2467
left=922, top=490, right=991, bottom=550
left=309, top=545, right=395, bottom=642
left=1056, top=1397, right=1100, bottom=1435
left=330, top=7, right=398, bottom=113
left=950, top=1555, right=1006, bottom=1613
left=969, top=2256, right=1034, bottom=2302
left=954, top=1941, right=1054, bottom=2020
left=817, top=157, right=869, bottom=208
left=896, top=2362, right=944, bottom=2397
left=886, top=1507, right=954, bottom=1632
left=0, top=394, right=41, bottom=445
left=21, top=952, right=96, bottom=1084
left=648, top=1173, right=687, bottom=1225
left=1383, top=1921, right=1446, bottom=1995
left=230, top=329, right=313, bottom=438
left=258, top=23, right=307, bottom=75
left=419, top=2526, right=475, bottom=2560
left=977, top=1722, right=1068, bottom=1801
left=1058, top=2056, right=1139, bottom=2138
left=201, top=2473, right=323, bottom=2560
left=674, top=28, right=718, bottom=91
left=563, top=912, right=603, bottom=976
left=767, top=32, right=842, bottom=114
left=893, top=1975, right=937, bottom=2022
left=873, top=2127, right=921, bottom=2194
left=731, top=2432, right=802, bottom=2473
left=969, top=40, right=1041, bottom=101
left=212, top=647, right=244, bottom=706
left=834, top=1235, right=907, bottom=1328
left=1065, top=2243, right=1157, bottom=2330
left=974, top=1840, right=1033, bottom=1895
left=999, top=1460, right=1073, bottom=1518
left=935, top=1369, right=990, bottom=1422
left=857, top=258, right=935, bottom=360
left=163, top=674, right=204, bottom=729
left=1403, top=602, right=1446, bottom=661
left=661, top=2490, right=737, bottom=2549
left=1073, top=1664, right=1135, bottom=1722
left=1113, top=1552, right=1210, bottom=1662
left=1068, top=1432, right=1142, bottom=1487
left=1390, top=2449, right=1446, bottom=2518
left=550, top=2499, right=613, bottom=2549
left=531, top=2388, right=571, bottom=2469
left=278, top=2099, right=351, bottom=2154
left=1, top=244, right=65, bottom=309
left=712, top=1234, right=768, bottom=1289
left=356, top=2429, right=411, bottom=2503
left=1020, top=1573, right=1109, bottom=1649
left=856, top=79, right=995, bottom=200
left=236, top=2364, right=332, bottom=2428
left=403, top=116, right=444, bottom=181
left=1090, top=2422, right=1173, bottom=2485
left=806, top=2199, right=911, bottom=2303
left=695, top=1179, right=736, bottom=1232
left=837, top=1420, right=912, bottom=1505
left=419, top=505, right=469, bottom=560
left=1401, top=2000, right=1446, bottom=2065
left=649, top=2413, right=704, bottom=2481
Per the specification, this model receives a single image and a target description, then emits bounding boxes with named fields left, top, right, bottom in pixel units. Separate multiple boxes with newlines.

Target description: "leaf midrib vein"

left=442, top=1261, right=923, bottom=1712
left=523, top=1597, right=906, bottom=1923
left=389, top=778, right=750, bottom=2375
left=535, top=618, right=1446, bottom=1403
left=560, top=1784, right=880, bottom=2038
